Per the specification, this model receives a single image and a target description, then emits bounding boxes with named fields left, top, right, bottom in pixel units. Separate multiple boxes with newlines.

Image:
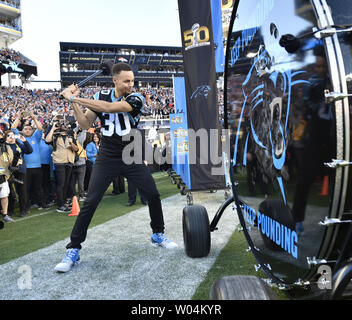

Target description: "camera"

left=53, top=122, right=75, bottom=140
left=52, top=115, right=71, bottom=136
left=8, top=151, right=24, bottom=185
left=53, top=115, right=64, bottom=127
left=21, top=111, right=31, bottom=118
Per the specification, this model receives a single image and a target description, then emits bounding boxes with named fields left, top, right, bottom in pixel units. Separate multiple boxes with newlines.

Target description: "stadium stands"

left=59, top=42, right=184, bottom=87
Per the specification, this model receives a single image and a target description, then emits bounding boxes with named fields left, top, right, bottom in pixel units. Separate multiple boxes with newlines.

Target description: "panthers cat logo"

left=190, top=85, right=211, bottom=100
left=233, top=46, right=309, bottom=203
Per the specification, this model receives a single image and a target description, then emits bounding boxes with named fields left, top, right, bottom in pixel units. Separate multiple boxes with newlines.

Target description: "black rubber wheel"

left=210, top=275, right=277, bottom=300
left=183, top=205, right=210, bottom=258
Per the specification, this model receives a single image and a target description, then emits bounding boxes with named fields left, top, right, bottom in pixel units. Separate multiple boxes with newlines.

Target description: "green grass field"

left=0, top=172, right=178, bottom=264
left=0, top=171, right=287, bottom=300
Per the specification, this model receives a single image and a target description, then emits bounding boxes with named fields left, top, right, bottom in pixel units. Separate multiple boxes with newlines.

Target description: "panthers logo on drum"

left=233, top=47, right=309, bottom=204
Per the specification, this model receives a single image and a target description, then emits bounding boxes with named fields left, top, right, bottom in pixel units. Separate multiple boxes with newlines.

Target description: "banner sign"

left=60, top=52, right=184, bottom=66
left=177, top=0, right=225, bottom=191
left=69, top=53, right=102, bottom=63
left=211, top=0, right=225, bottom=74
left=170, top=77, right=191, bottom=189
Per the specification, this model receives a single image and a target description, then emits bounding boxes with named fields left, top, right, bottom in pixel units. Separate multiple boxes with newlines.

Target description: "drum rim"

left=224, top=0, right=351, bottom=286
left=312, top=0, right=350, bottom=263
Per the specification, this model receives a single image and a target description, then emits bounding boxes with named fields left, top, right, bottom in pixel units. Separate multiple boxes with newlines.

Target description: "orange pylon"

left=319, top=175, right=329, bottom=196
left=68, top=196, right=80, bottom=216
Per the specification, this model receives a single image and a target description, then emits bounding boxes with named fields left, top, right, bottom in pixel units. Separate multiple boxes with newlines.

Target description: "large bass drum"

left=225, top=0, right=352, bottom=296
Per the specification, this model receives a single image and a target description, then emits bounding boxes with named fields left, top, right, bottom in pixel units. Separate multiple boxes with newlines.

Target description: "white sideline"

left=0, top=192, right=238, bottom=300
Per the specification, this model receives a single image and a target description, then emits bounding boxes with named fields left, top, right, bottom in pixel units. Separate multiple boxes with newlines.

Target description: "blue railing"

left=0, top=22, right=21, bottom=32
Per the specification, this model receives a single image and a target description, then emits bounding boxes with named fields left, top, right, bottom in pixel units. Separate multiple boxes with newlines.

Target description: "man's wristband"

left=70, top=96, right=75, bottom=103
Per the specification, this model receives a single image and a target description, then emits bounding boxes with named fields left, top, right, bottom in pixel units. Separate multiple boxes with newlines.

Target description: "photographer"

left=5, top=130, right=33, bottom=218
left=0, top=130, right=14, bottom=223
left=46, top=115, right=78, bottom=213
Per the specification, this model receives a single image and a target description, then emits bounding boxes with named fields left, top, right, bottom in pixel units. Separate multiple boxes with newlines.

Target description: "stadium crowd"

left=0, top=84, right=175, bottom=222
left=0, top=0, right=20, bottom=8
left=0, top=48, right=27, bottom=64
left=140, top=87, right=175, bottom=118
left=0, top=18, right=21, bottom=33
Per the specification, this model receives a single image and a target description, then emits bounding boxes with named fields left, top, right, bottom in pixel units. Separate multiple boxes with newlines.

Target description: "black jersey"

left=93, top=89, right=145, bottom=158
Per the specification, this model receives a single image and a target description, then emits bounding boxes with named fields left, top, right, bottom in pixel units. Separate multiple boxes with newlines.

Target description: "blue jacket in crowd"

left=14, top=129, right=42, bottom=169
left=39, top=138, right=52, bottom=165
left=85, top=142, right=99, bottom=163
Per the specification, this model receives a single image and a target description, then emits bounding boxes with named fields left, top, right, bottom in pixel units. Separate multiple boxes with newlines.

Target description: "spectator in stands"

left=0, top=84, right=181, bottom=218
left=45, top=116, right=78, bottom=213
left=0, top=47, right=26, bottom=64
left=0, top=86, right=175, bottom=128
left=11, top=112, right=49, bottom=212
left=5, top=130, right=33, bottom=217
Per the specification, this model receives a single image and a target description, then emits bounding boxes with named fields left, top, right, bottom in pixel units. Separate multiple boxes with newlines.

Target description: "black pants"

left=84, top=160, right=94, bottom=192
left=112, top=175, right=125, bottom=194
left=54, top=163, right=72, bottom=207
left=41, top=164, right=51, bottom=205
left=8, top=171, right=27, bottom=214
left=26, top=167, right=44, bottom=210
left=128, top=179, right=147, bottom=203
left=66, top=157, right=165, bottom=249
left=68, top=164, right=86, bottom=198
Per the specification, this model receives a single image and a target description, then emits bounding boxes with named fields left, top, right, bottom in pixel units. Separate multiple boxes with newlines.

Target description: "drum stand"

left=328, top=221, right=352, bottom=299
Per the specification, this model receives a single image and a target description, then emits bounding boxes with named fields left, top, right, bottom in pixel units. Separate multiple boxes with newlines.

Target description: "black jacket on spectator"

left=7, top=139, right=33, bottom=173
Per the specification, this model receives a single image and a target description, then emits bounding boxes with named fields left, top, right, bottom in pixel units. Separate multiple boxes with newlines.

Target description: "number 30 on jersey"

left=101, top=112, right=131, bottom=136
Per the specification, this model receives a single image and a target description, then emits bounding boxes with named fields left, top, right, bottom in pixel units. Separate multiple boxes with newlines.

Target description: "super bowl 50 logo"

left=221, top=0, right=233, bottom=9
left=184, top=23, right=211, bottom=51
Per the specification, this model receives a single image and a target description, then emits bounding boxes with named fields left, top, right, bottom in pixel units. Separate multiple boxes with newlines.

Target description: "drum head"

left=225, top=0, right=351, bottom=286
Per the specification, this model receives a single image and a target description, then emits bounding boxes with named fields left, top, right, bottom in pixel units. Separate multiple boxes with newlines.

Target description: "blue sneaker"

left=151, top=233, right=178, bottom=249
left=54, top=248, right=80, bottom=272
